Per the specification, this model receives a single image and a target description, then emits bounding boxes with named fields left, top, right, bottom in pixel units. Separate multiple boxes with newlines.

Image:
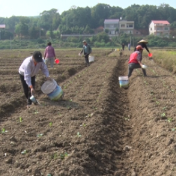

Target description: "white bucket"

left=118, top=76, right=129, bottom=88
left=41, top=79, right=63, bottom=100
left=89, top=55, right=94, bottom=62
left=41, top=79, right=57, bottom=94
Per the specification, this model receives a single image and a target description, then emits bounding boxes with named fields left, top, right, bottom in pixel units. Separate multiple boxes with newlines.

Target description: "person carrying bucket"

left=79, top=40, right=92, bottom=67
left=19, top=51, right=52, bottom=108
left=128, top=45, right=147, bottom=78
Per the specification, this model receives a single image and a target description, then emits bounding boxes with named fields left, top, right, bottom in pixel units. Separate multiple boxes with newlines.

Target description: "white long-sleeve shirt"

left=19, top=56, right=49, bottom=87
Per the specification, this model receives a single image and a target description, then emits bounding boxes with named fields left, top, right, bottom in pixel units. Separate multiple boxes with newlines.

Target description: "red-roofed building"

left=149, top=20, right=170, bottom=37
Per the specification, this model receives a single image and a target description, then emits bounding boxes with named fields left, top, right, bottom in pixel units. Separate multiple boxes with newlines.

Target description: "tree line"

left=0, top=3, right=176, bottom=40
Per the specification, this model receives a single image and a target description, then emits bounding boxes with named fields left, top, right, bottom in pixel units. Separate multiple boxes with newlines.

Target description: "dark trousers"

left=84, top=53, right=90, bottom=65
left=19, top=74, right=35, bottom=105
left=128, top=63, right=147, bottom=78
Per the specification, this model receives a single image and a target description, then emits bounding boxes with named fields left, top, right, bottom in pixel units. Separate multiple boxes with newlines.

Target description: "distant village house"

left=149, top=20, right=170, bottom=37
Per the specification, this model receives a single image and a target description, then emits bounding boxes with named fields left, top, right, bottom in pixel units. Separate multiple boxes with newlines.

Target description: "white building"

left=149, top=20, right=170, bottom=37
left=104, top=19, right=119, bottom=35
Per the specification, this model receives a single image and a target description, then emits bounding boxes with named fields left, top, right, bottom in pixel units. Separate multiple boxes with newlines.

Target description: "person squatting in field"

left=19, top=51, right=52, bottom=108
left=44, top=42, right=56, bottom=68
left=79, top=40, right=92, bottom=67
left=128, top=45, right=147, bottom=78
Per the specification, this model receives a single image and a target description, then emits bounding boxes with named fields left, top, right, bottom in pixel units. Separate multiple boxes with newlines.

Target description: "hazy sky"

left=0, top=0, right=176, bottom=17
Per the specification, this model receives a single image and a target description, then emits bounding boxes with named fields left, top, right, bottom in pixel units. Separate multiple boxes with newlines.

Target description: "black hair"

left=48, top=42, right=51, bottom=46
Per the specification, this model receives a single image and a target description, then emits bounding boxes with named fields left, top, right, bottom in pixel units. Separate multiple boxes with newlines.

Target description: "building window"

left=121, top=24, right=125, bottom=28
left=165, top=27, right=168, bottom=30
left=127, top=24, right=133, bottom=28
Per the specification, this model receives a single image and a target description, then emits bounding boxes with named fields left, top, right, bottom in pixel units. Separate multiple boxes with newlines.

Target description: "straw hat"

left=138, top=40, right=148, bottom=44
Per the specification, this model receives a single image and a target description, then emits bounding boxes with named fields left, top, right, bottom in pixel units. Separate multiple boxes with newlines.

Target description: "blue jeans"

left=128, top=63, right=147, bottom=77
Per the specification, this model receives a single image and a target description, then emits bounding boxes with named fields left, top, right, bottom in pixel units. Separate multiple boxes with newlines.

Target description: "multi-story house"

left=104, top=19, right=119, bottom=35
left=149, top=20, right=170, bottom=37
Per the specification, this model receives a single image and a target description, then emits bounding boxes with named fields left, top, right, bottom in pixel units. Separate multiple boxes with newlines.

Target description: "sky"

left=0, top=0, right=176, bottom=18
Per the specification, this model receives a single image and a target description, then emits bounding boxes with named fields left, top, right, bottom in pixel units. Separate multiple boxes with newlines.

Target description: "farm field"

left=0, top=48, right=176, bottom=176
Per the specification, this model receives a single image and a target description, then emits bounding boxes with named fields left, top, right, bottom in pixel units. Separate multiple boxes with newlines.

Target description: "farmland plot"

left=0, top=48, right=176, bottom=176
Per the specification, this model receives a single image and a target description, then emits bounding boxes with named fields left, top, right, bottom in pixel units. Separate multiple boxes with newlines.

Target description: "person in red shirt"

left=128, top=45, right=147, bottom=77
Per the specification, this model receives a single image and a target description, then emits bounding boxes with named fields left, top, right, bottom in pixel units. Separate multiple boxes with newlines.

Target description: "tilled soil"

left=0, top=49, right=176, bottom=176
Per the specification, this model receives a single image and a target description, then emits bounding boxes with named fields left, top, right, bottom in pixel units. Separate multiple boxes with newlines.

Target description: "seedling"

left=49, top=122, right=53, bottom=127
left=19, top=117, right=22, bottom=122
left=161, top=113, right=166, bottom=117
left=77, top=132, right=81, bottom=137
left=53, top=153, right=58, bottom=160
left=167, top=118, right=173, bottom=123
left=163, top=107, right=167, bottom=111
left=34, top=110, right=39, bottom=114
left=1, top=128, right=8, bottom=133
left=60, top=152, right=68, bottom=160
left=80, top=123, right=86, bottom=127
left=21, top=150, right=27, bottom=154
left=156, top=101, right=160, bottom=105
left=172, top=127, right=176, bottom=131
left=124, top=117, right=130, bottom=121
left=37, top=134, right=43, bottom=137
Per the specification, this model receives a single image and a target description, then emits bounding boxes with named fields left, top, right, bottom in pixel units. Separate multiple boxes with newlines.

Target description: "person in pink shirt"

left=44, top=42, right=56, bottom=68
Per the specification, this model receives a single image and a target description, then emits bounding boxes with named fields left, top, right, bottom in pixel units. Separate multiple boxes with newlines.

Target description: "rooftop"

left=104, top=19, right=119, bottom=23
left=151, top=20, right=170, bottom=24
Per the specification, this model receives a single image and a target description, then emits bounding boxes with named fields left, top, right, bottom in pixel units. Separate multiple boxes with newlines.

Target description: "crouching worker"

left=19, top=51, right=52, bottom=108
left=128, top=45, right=147, bottom=78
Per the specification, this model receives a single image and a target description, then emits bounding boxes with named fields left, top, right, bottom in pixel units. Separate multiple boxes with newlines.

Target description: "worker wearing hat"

left=128, top=45, right=147, bottom=77
left=19, top=51, right=52, bottom=108
left=79, top=40, right=92, bottom=67
left=134, top=39, right=150, bottom=55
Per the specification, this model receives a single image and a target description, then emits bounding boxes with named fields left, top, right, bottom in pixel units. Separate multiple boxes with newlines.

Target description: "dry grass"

left=151, top=50, right=176, bottom=73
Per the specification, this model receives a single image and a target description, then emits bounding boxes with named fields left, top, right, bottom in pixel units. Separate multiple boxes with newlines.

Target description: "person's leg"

left=45, top=58, right=49, bottom=67
left=128, top=64, right=134, bottom=77
left=20, top=74, right=29, bottom=99
left=50, top=57, right=55, bottom=68
left=128, top=63, right=141, bottom=77
left=84, top=54, right=89, bottom=66
left=19, top=74, right=32, bottom=105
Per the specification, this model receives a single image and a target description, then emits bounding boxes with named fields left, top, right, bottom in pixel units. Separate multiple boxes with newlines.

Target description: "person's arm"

left=144, top=44, right=150, bottom=53
left=41, top=62, right=50, bottom=78
left=80, top=49, right=83, bottom=54
left=44, top=48, right=47, bottom=59
left=53, top=47, right=56, bottom=59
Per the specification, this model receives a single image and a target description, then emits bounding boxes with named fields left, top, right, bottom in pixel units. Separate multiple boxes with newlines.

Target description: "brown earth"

left=0, top=49, right=176, bottom=176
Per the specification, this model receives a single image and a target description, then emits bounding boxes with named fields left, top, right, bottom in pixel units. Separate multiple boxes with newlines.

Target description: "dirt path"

left=1, top=49, right=176, bottom=176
